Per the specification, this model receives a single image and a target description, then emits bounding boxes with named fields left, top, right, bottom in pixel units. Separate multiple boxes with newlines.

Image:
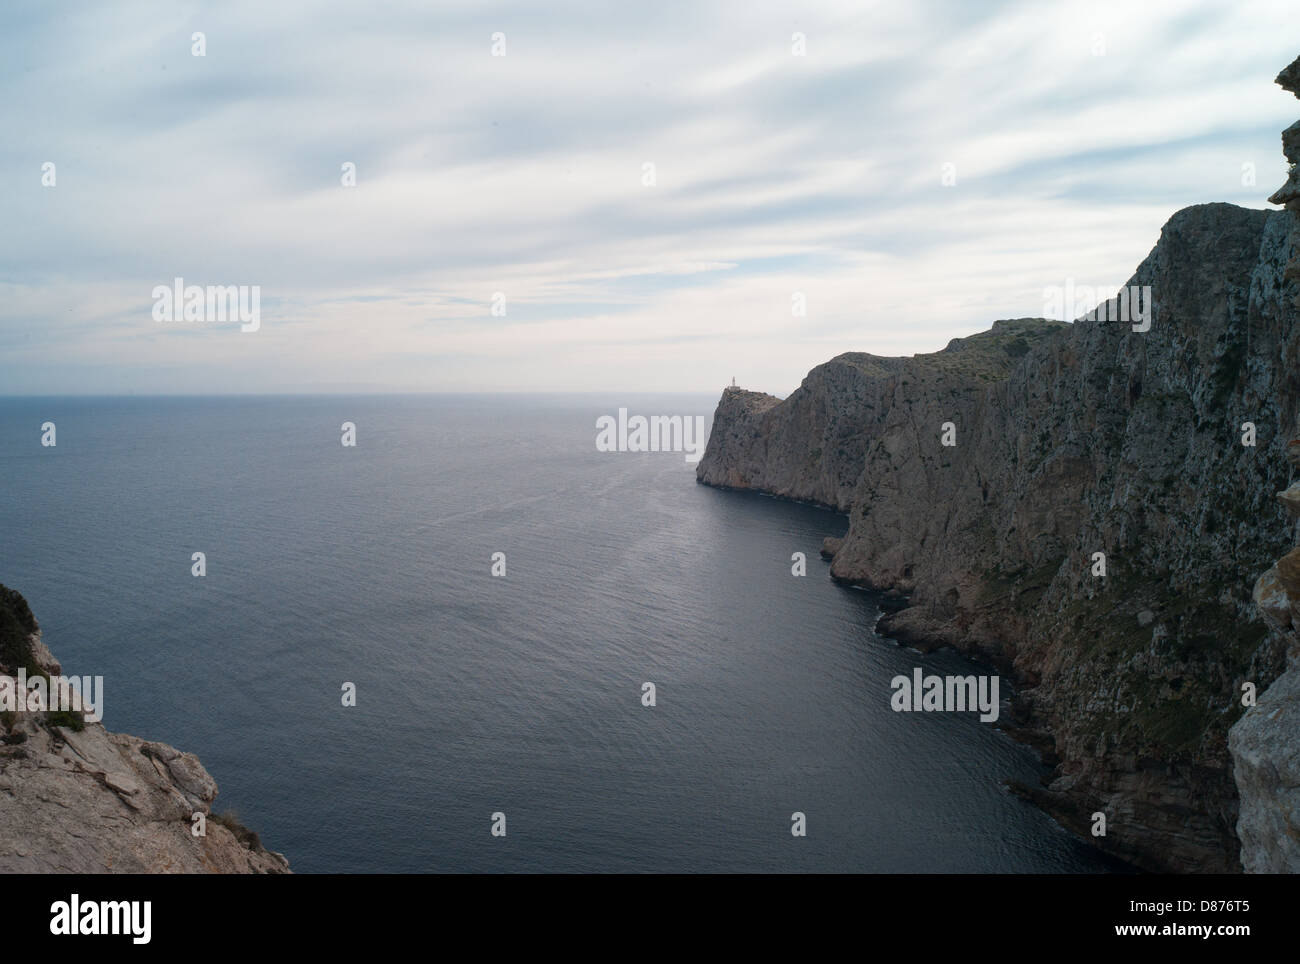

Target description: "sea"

left=0, top=394, right=1121, bottom=872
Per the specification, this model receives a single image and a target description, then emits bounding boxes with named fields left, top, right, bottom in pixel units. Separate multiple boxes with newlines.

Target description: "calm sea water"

left=0, top=395, right=1119, bottom=872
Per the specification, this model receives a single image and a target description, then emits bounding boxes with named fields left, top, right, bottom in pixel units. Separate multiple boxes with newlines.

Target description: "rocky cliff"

left=0, top=584, right=289, bottom=873
left=1227, top=57, right=1300, bottom=875
left=698, top=64, right=1300, bottom=873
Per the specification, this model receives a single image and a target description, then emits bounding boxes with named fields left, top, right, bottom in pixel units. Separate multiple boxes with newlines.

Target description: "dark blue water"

left=0, top=395, right=1117, bottom=872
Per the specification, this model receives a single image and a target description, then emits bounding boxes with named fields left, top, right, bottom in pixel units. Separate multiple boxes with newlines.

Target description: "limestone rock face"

left=697, top=319, right=1066, bottom=513
left=1230, top=59, right=1300, bottom=874
left=1270, top=56, right=1300, bottom=212
left=1276, top=547, right=1300, bottom=595
left=1230, top=574, right=1300, bottom=874
left=820, top=536, right=844, bottom=559
left=1253, top=569, right=1294, bottom=633
left=0, top=585, right=289, bottom=874
left=699, top=200, right=1299, bottom=872
left=1278, top=481, right=1300, bottom=519
left=698, top=363, right=906, bottom=511
left=1230, top=410, right=1300, bottom=873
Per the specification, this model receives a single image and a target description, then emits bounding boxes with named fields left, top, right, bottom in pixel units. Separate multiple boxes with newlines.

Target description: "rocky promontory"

left=0, top=584, right=289, bottom=873
left=698, top=61, right=1300, bottom=873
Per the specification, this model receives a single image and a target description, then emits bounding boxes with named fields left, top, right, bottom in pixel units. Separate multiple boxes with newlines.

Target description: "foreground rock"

left=697, top=63, right=1300, bottom=872
left=0, top=584, right=289, bottom=873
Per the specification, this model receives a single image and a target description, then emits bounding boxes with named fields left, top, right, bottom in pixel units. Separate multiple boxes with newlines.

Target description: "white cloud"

left=1, top=0, right=1295, bottom=393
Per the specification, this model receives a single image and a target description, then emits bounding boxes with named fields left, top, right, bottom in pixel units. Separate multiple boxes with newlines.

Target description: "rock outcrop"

left=1230, top=599, right=1300, bottom=872
left=1268, top=56, right=1300, bottom=215
left=1228, top=56, right=1300, bottom=875
left=698, top=65, right=1300, bottom=872
left=698, top=319, right=1068, bottom=512
left=0, top=584, right=289, bottom=873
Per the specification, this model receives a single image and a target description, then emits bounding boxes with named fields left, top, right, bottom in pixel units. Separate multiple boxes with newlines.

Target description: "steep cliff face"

left=696, top=319, right=1068, bottom=512
left=0, top=584, right=289, bottom=873
left=1230, top=570, right=1300, bottom=872
left=1228, top=55, right=1300, bottom=875
left=698, top=126, right=1300, bottom=871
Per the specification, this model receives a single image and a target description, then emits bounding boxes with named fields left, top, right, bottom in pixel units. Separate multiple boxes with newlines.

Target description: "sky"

left=1, top=0, right=1296, bottom=396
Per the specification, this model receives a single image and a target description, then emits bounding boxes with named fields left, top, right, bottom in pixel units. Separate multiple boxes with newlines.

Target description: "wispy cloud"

left=1, top=0, right=1294, bottom=394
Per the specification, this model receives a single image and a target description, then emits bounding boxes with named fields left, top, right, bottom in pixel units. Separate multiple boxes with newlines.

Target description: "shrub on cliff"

left=212, top=811, right=263, bottom=851
left=0, top=583, right=38, bottom=673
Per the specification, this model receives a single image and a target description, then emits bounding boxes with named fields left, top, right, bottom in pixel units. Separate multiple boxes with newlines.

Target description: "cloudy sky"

left=2, top=0, right=1296, bottom=395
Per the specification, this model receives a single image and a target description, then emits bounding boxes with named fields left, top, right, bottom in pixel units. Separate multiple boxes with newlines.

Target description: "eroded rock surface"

left=0, top=584, right=289, bottom=873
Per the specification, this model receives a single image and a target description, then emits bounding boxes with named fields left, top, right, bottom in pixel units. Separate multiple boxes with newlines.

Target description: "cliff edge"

left=697, top=62, right=1300, bottom=873
left=1227, top=54, right=1300, bottom=874
left=0, top=584, right=289, bottom=873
